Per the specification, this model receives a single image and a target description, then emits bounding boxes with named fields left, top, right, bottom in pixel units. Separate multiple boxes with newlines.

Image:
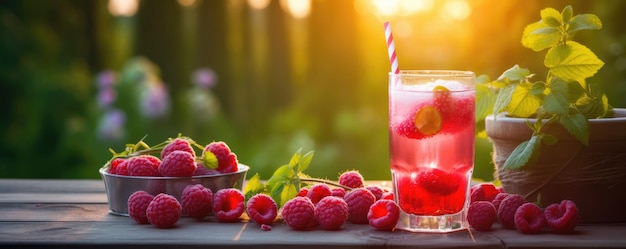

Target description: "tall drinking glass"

left=388, top=70, right=476, bottom=232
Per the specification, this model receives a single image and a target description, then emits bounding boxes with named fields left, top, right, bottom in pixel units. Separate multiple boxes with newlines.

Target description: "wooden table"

left=1, top=179, right=625, bottom=249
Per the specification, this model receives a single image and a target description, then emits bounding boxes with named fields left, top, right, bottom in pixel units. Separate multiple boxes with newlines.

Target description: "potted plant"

left=477, top=5, right=626, bottom=223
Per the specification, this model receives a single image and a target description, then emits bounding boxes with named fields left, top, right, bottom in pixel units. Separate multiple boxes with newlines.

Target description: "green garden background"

left=1, top=0, right=625, bottom=181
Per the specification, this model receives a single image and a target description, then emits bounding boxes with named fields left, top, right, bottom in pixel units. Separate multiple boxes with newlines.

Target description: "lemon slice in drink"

left=433, top=85, right=450, bottom=93
left=414, top=106, right=442, bottom=136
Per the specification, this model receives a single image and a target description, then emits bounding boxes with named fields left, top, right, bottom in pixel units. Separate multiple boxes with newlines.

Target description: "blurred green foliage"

left=1, top=0, right=625, bottom=181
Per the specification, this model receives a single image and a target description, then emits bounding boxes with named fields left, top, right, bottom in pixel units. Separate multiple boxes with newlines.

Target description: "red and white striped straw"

left=384, top=21, right=399, bottom=75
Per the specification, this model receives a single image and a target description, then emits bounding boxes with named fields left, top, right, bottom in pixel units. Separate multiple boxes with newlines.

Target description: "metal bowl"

left=99, top=164, right=249, bottom=216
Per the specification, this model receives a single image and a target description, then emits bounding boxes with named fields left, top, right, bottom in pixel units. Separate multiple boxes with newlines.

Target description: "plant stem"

left=299, top=177, right=354, bottom=191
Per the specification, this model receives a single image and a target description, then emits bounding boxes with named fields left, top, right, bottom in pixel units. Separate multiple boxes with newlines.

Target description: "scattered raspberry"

left=204, top=141, right=239, bottom=173
left=468, top=201, right=496, bottom=231
left=127, top=155, right=161, bottom=177
left=515, top=203, right=545, bottom=234
left=381, top=192, right=394, bottom=201
left=491, top=192, right=510, bottom=213
left=418, top=168, right=461, bottom=195
left=497, top=194, right=527, bottom=229
left=297, top=187, right=309, bottom=197
left=161, top=138, right=196, bottom=159
left=260, top=224, right=272, bottom=231
left=159, top=150, right=197, bottom=177
left=115, top=160, right=130, bottom=175
left=366, top=185, right=384, bottom=200
left=246, top=194, right=278, bottom=225
left=181, top=184, right=213, bottom=219
left=315, top=196, right=349, bottom=230
left=330, top=188, right=346, bottom=198
left=306, top=184, right=331, bottom=205
left=367, top=199, right=400, bottom=231
left=344, top=188, right=376, bottom=224
left=127, top=191, right=154, bottom=224
left=108, top=158, right=126, bottom=174
left=544, top=200, right=579, bottom=234
left=281, top=197, right=316, bottom=231
left=338, top=170, right=364, bottom=188
left=146, top=193, right=182, bottom=228
left=212, top=188, right=245, bottom=222
left=470, top=183, right=500, bottom=203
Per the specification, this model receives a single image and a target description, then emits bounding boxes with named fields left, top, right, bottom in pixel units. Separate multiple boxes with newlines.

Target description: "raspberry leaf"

left=202, top=151, right=219, bottom=169
left=502, top=135, right=542, bottom=170
left=243, top=173, right=265, bottom=200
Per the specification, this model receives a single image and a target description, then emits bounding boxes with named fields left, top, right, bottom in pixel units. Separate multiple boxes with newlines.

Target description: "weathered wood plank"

left=0, top=179, right=105, bottom=193
left=0, top=193, right=108, bottom=204
left=0, top=203, right=109, bottom=222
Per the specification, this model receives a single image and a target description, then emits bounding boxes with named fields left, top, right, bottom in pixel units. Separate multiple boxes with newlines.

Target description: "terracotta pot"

left=486, top=108, right=626, bottom=223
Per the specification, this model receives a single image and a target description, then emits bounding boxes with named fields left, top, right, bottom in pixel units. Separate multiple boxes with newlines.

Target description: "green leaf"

left=502, top=135, right=543, bottom=170
left=476, top=84, right=497, bottom=122
left=266, top=165, right=295, bottom=185
left=530, top=81, right=546, bottom=96
left=279, top=183, right=298, bottom=207
left=543, top=134, right=559, bottom=146
left=543, top=78, right=569, bottom=115
left=202, top=151, right=219, bottom=169
left=561, top=5, right=573, bottom=23
left=545, top=41, right=604, bottom=82
left=493, top=84, right=516, bottom=115
left=567, top=14, right=602, bottom=33
left=288, top=148, right=302, bottom=168
left=498, top=65, right=531, bottom=82
left=243, top=173, right=265, bottom=199
left=576, top=94, right=608, bottom=118
left=522, top=21, right=561, bottom=51
left=296, top=150, right=314, bottom=173
left=543, top=92, right=569, bottom=115
left=507, top=82, right=542, bottom=118
left=541, top=7, right=562, bottom=27
left=559, top=112, right=589, bottom=145
left=566, top=79, right=586, bottom=102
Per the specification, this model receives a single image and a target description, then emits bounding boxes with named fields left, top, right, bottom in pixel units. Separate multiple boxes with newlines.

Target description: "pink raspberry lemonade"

left=388, top=70, right=475, bottom=232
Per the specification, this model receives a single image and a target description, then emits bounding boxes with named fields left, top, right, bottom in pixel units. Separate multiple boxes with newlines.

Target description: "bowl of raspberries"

left=99, top=136, right=248, bottom=216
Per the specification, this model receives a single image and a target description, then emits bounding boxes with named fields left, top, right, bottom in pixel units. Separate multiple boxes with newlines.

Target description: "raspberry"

left=497, top=194, right=527, bottom=229
left=146, top=193, right=182, bottom=228
left=116, top=160, right=130, bottom=175
left=127, top=155, right=161, bottom=177
left=338, top=170, right=364, bottom=188
left=470, top=183, right=500, bottom=203
left=159, top=150, right=197, bottom=177
left=246, top=194, right=278, bottom=225
left=181, top=184, right=213, bottom=218
left=366, top=185, right=384, bottom=200
left=297, top=187, right=309, bottom=197
left=468, top=201, right=496, bottom=231
left=381, top=192, right=394, bottom=201
left=491, top=192, right=510, bottom=213
left=418, top=168, right=461, bottom=195
left=161, top=138, right=196, bottom=159
left=438, top=95, right=474, bottom=134
left=127, top=191, right=154, bottom=224
left=193, top=163, right=219, bottom=176
left=212, top=188, right=245, bottom=222
left=204, top=141, right=239, bottom=173
left=281, top=197, right=316, bottom=231
left=306, top=184, right=331, bottom=205
left=515, top=202, right=545, bottom=234
left=344, top=188, right=376, bottom=224
left=544, top=200, right=579, bottom=234
left=330, top=188, right=346, bottom=198
left=108, top=158, right=126, bottom=174
left=261, top=224, right=272, bottom=231
left=315, top=196, right=349, bottom=230
left=367, top=199, right=400, bottom=231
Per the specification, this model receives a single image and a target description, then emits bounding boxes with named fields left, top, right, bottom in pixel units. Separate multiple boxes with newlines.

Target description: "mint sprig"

left=478, top=5, right=612, bottom=171
left=243, top=148, right=352, bottom=207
